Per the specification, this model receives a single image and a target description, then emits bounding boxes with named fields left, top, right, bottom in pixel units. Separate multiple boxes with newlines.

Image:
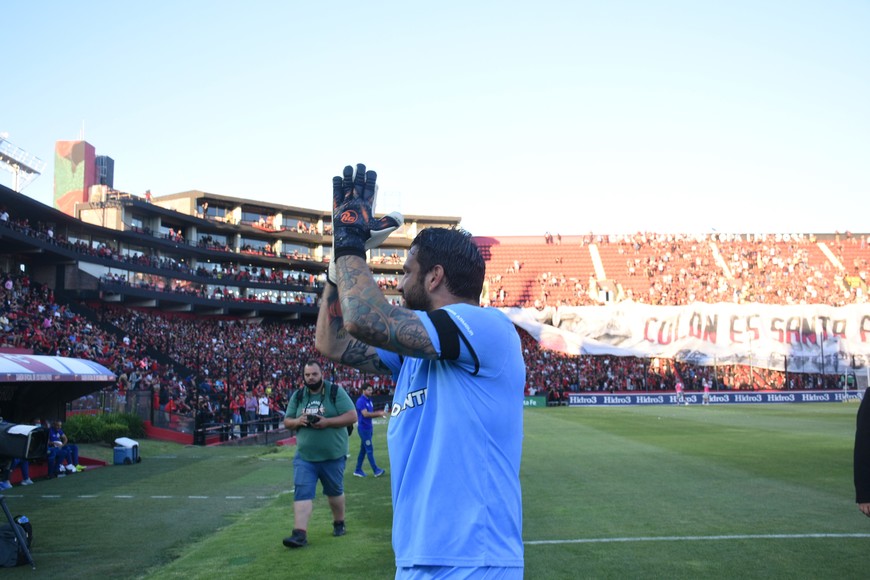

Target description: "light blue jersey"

left=378, top=304, right=525, bottom=569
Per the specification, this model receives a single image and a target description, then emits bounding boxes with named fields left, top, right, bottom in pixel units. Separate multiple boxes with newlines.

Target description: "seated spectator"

left=0, top=458, right=33, bottom=488
left=49, top=420, right=82, bottom=474
left=29, top=417, right=64, bottom=478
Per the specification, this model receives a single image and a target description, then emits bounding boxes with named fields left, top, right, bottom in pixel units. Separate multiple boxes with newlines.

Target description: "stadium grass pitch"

left=2, top=404, right=866, bottom=579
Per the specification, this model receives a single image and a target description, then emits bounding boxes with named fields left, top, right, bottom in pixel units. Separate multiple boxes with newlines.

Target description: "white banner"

left=504, top=302, right=870, bottom=373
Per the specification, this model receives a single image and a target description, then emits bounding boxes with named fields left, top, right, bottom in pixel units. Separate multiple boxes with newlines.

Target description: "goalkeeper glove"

left=328, top=163, right=403, bottom=285
left=332, top=163, right=376, bottom=260
left=327, top=211, right=403, bottom=285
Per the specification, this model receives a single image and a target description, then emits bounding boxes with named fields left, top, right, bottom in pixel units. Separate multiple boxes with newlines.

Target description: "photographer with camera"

left=281, top=360, right=356, bottom=548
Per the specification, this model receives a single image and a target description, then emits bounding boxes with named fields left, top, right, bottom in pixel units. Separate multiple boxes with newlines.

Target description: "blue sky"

left=2, top=1, right=868, bottom=236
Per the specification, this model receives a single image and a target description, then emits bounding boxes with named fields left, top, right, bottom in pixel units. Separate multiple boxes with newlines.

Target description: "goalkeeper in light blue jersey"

left=317, top=164, right=526, bottom=579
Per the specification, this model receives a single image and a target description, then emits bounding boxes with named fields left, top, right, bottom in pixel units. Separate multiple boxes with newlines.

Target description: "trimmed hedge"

left=65, top=413, right=146, bottom=444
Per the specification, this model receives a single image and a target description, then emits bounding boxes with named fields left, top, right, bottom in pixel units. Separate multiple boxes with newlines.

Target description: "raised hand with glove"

left=327, top=163, right=403, bottom=286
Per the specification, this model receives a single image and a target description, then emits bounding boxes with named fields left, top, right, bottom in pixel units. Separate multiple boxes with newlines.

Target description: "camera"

left=306, top=414, right=321, bottom=425
left=0, top=422, right=48, bottom=461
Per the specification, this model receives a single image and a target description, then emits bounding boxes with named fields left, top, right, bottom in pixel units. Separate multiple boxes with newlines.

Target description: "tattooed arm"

left=315, top=282, right=391, bottom=373
left=333, top=255, right=439, bottom=360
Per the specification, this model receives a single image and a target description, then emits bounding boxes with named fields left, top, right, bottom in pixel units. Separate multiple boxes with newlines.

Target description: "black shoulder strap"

left=458, top=331, right=480, bottom=376
left=427, top=309, right=480, bottom=375
left=295, top=384, right=339, bottom=406
left=428, top=309, right=460, bottom=360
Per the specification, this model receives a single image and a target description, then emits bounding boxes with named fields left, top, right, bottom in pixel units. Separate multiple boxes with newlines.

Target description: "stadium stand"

left=476, top=236, right=599, bottom=307
left=2, top=180, right=868, bottom=438
left=482, top=232, right=869, bottom=307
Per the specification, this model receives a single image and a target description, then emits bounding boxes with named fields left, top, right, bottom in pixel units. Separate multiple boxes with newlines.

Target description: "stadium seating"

left=480, top=232, right=869, bottom=307
left=3, top=229, right=867, bottom=431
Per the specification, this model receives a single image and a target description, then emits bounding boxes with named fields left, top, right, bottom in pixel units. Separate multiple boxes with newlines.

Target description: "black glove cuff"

left=333, top=226, right=368, bottom=260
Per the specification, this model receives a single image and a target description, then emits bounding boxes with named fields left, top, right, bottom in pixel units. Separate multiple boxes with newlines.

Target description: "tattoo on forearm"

left=327, top=291, right=343, bottom=320
left=343, top=295, right=391, bottom=345
left=326, top=289, right=346, bottom=337
left=340, top=339, right=389, bottom=373
left=336, top=255, right=438, bottom=358
left=396, top=319, right=433, bottom=351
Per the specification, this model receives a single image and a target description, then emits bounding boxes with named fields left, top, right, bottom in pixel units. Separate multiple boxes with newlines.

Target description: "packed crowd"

left=484, top=252, right=601, bottom=309
left=7, top=203, right=866, bottom=309
left=716, top=238, right=838, bottom=306
left=0, top=211, right=327, bottom=287
left=0, top=273, right=159, bottom=374
left=99, top=274, right=318, bottom=306
left=1, top=229, right=866, bottom=481
left=615, top=233, right=722, bottom=305
left=2, top=263, right=856, bottom=416
left=481, top=231, right=869, bottom=308
left=519, top=330, right=845, bottom=404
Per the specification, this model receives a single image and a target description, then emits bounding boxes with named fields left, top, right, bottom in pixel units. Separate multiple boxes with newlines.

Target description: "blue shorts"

left=293, top=455, right=346, bottom=501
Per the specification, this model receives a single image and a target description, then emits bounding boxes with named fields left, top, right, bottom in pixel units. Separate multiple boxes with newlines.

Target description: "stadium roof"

left=0, top=354, right=116, bottom=422
left=0, top=353, right=114, bottom=383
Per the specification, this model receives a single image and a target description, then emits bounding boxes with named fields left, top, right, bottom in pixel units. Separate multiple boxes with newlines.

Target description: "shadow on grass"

left=2, top=436, right=395, bottom=579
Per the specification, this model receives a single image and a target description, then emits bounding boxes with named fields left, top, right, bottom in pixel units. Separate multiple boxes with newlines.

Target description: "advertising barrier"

left=567, top=390, right=864, bottom=406
left=523, top=396, right=547, bottom=408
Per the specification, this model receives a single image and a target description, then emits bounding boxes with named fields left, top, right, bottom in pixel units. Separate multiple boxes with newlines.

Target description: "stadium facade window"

left=373, top=273, right=399, bottom=289
left=281, top=242, right=312, bottom=258
left=120, top=245, right=148, bottom=259
left=238, top=237, right=270, bottom=252
left=241, top=211, right=270, bottom=225
left=68, top=235, right=103, bottom=251
left=243, top=288, right=317, bottom=305
left=370, top=247, right=406, bottom=264
left=282, top=217, right=316, bottom=233
left=206, top=284, right=240, bottom=299
left=284, top=270, right=312, bottom=285
left=159, top=225, right=185, bottom=239
left=198, top=233, right=228, bottom=247
left=131, top=272, right=166, bottom=290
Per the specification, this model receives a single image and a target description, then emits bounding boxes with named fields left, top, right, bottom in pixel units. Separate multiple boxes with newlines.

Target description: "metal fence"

left=66, top=390, right=289, bottom=446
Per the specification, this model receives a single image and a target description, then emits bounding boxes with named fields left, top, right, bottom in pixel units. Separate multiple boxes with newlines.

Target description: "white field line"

left=25, top=494, right=282, bottom=500
left=526, top=533, right=870, bottom=545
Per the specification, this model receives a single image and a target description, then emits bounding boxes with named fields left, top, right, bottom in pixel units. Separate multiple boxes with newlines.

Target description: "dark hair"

left=302, top=359, right=322, bottom=371
left=411, top=228, right=484, bottom=301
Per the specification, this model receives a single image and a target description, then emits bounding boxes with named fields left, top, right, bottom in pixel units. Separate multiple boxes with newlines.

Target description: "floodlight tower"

left=0, top=134, right=46, bottom=192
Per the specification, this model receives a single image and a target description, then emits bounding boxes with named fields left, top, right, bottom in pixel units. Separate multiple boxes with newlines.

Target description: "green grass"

left=2, top=405, right=867, bottom=579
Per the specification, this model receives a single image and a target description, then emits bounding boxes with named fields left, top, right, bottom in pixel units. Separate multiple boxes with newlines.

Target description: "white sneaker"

left=65, top=465, right=76, bottom=473
left=20, top=479, right=34, bottom=486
